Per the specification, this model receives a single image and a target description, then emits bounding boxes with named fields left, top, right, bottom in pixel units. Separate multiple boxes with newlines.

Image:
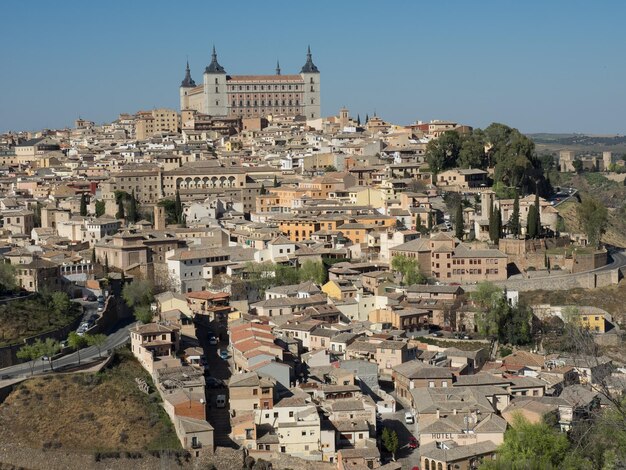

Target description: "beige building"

left=228, top=371, right=275, bottom=413
left=180, top=47, right=320, bottom=120
left=130, top=323, right=181, bottom=377
left=135, top=108, right=179, bottom=140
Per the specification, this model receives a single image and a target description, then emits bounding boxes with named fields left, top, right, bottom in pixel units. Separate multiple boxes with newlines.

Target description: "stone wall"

left=484, top=267, right=622, bottom=292
left=0, top=314, right=83, bottom=369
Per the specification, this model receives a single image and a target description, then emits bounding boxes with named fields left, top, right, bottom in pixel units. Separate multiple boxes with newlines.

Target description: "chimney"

left=436, top=408, right=440, bottom=419
left=453, top=408, right=457, bottom=415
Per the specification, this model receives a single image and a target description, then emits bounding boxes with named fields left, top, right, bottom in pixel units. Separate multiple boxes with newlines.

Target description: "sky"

left=1, top=0, right=625, bottom=134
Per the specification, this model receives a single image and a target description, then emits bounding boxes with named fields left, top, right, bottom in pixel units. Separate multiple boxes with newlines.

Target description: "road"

left=0, top=318, right=134, bottom=380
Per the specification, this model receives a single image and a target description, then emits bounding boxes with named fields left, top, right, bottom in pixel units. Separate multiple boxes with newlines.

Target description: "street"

left=0, top=317, right=134, bottom=380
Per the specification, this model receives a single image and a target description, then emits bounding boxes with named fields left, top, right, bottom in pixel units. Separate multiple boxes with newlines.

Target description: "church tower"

left=300, top=46, right=321, bottom=120
left=203, top=46, right=228, bottom=116
left=179, top=60, right=196, bottom=110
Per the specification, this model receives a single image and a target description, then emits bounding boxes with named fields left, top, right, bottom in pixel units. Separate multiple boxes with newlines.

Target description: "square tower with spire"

left=179, top=47, right=321, bottom=120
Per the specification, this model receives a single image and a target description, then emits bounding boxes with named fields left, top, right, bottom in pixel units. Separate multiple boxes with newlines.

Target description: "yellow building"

left=135, top=108, right=179, bottom=140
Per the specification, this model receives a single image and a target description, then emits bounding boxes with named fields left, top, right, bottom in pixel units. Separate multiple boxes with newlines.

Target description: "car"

left=405, top=412, right=415, bottom=424
left=408, top=437, right=419, bottom=449
left=215, top=394, right=226, bottom=408
left=86, top=294, right=97, bottom=302
left=97, top=295, right=105, bottom=303
left=1, top=374, right=10, bottom=380
left=97, top=305, right=104, bottom=312
left=431, top=331, right=444, bottom=337
left=220, top=349, right=229, bottom=360
left=209, top=337, right=218, bottom=345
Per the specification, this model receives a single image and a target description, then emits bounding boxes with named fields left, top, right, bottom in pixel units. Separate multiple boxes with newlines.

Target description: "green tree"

left=299, top=261, right=326, bottom=285
left=95, top=200, right=105, bottom=217
left=391, top=254, right=426, bottom=286
left=122, top=279, right=154, bottom=308
left=365, top=113, right=369, bottom=123
left=174, top=190, right=183, bottom=224
left=425, top=131, right=462, bottom=174
left=85, top=333, right=107, bottom=358
left=488, top=204, right=501, bottom=244
left=16, top=342, right=42, bottom=375
left=482, top=414, right=582, bottom=469
left=572, top=159, right=583, bottom=173
left=324, top=165, right=337, bottom=172
left=103, top=253, right=109, bottom=276
left=577, top=196, right=608, bottom=248
left=509, top=192, right=521, bottom=236
left=116, top=198, right=125, bottom=220
left=134, top=304, right=153, bottom=324
left=458, top=131, right=486, bottom=169
left=527, top=204, right=538, bottom=239
left=455, top=203, right=464, bottom=240
left=67, top=331, right=88, bottom=365
left=80, top=193, right=88, bottom=216
left=357, top=114, right=361, bottom=126
left=0, top=262, right=17, bottom=293
left=259, top=183, right=267, bottom=195
left=50, top=291, right=71, bottom=316
left=381, top=427, right=399, bottom=461
left=39, top=338, right=61, bottom=371
left=274, top=265, right=299, bottom=285
left=128, top=190, right=138, bottom=223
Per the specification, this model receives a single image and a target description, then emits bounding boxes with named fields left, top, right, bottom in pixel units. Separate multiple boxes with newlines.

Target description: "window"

left=289, top=411, right=294, bottom=417
left=301, top=431, right=306, bottom=436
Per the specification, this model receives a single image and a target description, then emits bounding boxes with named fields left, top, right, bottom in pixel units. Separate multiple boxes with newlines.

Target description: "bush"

left=119, top=430, right=129, bottom=444
left=244, top=456, right=256, bottom=469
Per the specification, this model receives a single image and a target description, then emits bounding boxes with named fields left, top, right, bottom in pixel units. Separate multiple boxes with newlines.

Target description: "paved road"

left=0, top=319, right=134, bottom=379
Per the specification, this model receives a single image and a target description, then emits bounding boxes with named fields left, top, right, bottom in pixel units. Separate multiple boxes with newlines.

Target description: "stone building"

left=180, top=47, right=320, bottom=120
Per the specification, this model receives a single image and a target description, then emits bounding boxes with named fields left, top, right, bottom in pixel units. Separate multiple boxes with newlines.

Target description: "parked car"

left=219, top=349, right=229, bottom=360
left=97, top=295, right=105, bottom=303
left=208, top=337, right=218, bottom=346
left=431, top=331, right=444, bottom=337
left=405, top=412, right=415, bottom=424
left=86, top=294, right=97, bottom=302
left=408, top=436, right=419, bottom=449
left=215, top=394, right=226, bottom=408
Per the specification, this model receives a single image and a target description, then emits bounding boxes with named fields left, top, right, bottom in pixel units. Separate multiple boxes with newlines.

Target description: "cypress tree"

left=495, top=206, right=502, bottom=243
left=455, top=203, right=464, bottom=240
left=365, top=113, right=369, bottom=124
left=509, top=192, right=520, bottom=236
left=116, top=198, right=125, bottom=220
left=488, top=202, right=495, bottom=243
left=80, top=193, right=88, bottom=217
left=104, top=254, right=109, bottom=276
left=260, top=183, right=267, bottom=195
left=175, top=190, right=183, bottom=224
left=357, top=114, right=361, bottom=126
left=527, top=205, right=538, bottom=238
left=128, top=190, right=138, bottom=223
left=534, top=192, right=541, bottom=236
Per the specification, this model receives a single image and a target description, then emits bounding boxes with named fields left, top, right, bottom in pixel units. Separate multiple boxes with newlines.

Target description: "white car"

left=405, top=412, right=415, bottom=424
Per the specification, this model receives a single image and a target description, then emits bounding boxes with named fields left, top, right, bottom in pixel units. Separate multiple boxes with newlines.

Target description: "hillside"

left=0, top=296, right=82, bottom=347
left=529, top=133, right=626, bottom=154
left=557, top=200, right=626, bottom=248
left=0, top=349, right=180, bottom=453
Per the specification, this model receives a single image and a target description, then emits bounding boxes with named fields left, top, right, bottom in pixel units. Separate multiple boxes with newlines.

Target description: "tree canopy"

left=482, top=414, right=585, bottom=469
left=577, top=196, right=608, bottom=248
left=391, top=255, right=426, bottom=286
left=122, top=279, right=154, bottom=308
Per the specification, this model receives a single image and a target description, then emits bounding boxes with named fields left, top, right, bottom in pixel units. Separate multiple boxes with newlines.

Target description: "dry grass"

left=520, top=282, right=626, bottom=325
left=0, top=348, right=180, bottom=453
left=557, top=200, right=626, bottom=248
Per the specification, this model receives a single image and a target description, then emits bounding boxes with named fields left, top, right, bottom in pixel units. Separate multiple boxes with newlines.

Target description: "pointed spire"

left=300, top=45, right=319, bottom=74
left=276, top=60, right=281, bottom=76
left=205, top=45, right=226, bottom=74
left=181, top=59, right=196, bottom=88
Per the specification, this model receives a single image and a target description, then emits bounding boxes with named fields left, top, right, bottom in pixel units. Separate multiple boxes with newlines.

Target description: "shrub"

left=119, top=430, right=129, bottom=444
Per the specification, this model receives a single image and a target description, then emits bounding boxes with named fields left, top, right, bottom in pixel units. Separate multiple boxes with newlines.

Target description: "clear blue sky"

left=2, top=0, right=625, bottom=134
